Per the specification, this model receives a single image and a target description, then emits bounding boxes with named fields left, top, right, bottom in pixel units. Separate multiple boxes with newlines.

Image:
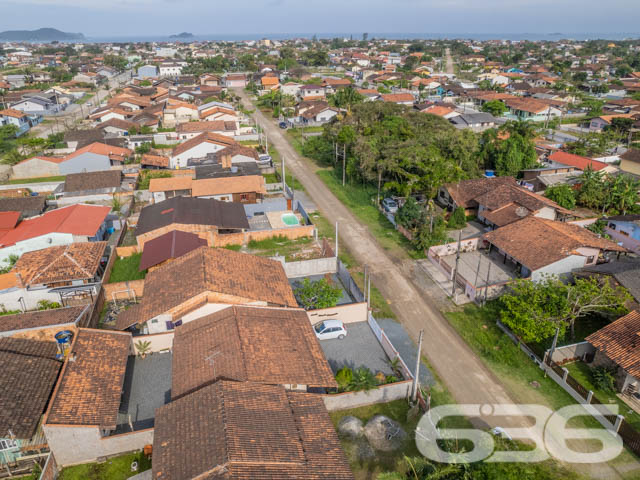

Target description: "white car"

left=314, top=320, right=347, bottom=340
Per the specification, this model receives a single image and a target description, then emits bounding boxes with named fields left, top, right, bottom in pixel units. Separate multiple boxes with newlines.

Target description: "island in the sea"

left=0, top=28, right=85, bottom=41
left=169, top=32, right=195, bottom=39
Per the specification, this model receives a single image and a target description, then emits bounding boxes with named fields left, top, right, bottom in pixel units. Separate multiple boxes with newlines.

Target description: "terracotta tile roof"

left=199, top=105, right=238, bottom=120
left=96, top=118, right=137, bottom=131
left=139, top=230, right=207, bottom=271
left=0, top=338, right=61, bottom=438
left=141, top=154, right=170, bottom=168
left=153, top=381, right=353, bottom=480
left=116, top=247, right=297, bottom=330
left=0, top=108, right=27, bottom=119
left=381, top=93, right=414, bottom=103
left=149, top=175, right=193, bottom=193
left=172, top=306, right=336, bottom=398
left=0, top=204, right=111, bottom=247
left=65, top=142, right=133, bottom=162
left=175, top=121, right=236, bottom=134
left=191, top=175, right=266, bottom=197
left=422, top=105, right=456, bottom=117
left=171, top=132, right=237, bottom=157
left=135, top=196, right=249, bottom=236
left=45, top=329, right=131, bottom=429
left=261, top=76, right=279, bottom=86
left=587, top=310, right=640, bottom=378
left=504, top=97, right=551, bottom=114
left=483, top=216, right=626, bottom=271
left=0, top=305, right=88, bottom=334
left=63, top=170, right=121, bottom=193
left=443, top=176, right=517, bottom=209
left=548, top=151, right=608, bottom=171
left=16, top=155, right=66, bottom=166
left=15, top=242, right=107, bottom=286
left=0, top=272, right=19, bottom=290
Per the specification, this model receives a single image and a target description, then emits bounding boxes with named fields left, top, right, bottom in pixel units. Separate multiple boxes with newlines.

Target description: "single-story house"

left=0, top=338, right=62, bottom=465
left=547, top=151, right=611, bottom=173
left=604, top=215, right=640, bottom=255
left=175, top=120, right=238, bottom=140
left=43, top=329, right=143, bottom=467
left=449, top=112, right=497, bottom=131
left=140, top=154, right=170, bottom=170
left=170, top=305, right=337, bottom=397
left=576, top=257, right=640, bottom=303
left=586, top=310, right=640, bottom=395
left=0, top=108, right=33, bottom=136
left=169, top=132, right=238, bottom=169
left=589, top=114, right=636, bottom=132
left=380, top=93, right=415, bottom=105
left=0, top=204, right=111, bottom=265
left=116, top=246, right=297, bottom=333
left=134, top=196, right=249, bottom=248
left=224, top=73, right=247, bottom=88
left=0, top=305, right=90, bottom=340
left=152, top=380, right=353, bottom=480
left=59, top=170, right=122, bottom=198
left=438, top=176, right=517, bottom=215
left=138, top=230, right=208, bottom=272
left=482, top=216, right=627, bottom=281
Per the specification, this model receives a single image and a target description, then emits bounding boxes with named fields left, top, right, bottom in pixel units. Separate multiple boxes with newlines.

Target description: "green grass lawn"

left=268, top=144, right=305, bottom=191
left=74, top=93, right=93, bottom=104
left=59, top=451, right=151, bottom=480
left=565, top=361, right=640, bottom=430
left=8, top=175, right=66, bottom=184
left=316, top=169, right=423, bottom=260
left=445, top=303, right=640, bottom=470
left=108, top=253, right=146, bottom=283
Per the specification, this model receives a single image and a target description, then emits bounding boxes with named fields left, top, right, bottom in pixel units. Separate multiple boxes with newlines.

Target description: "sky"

left=1, top=0, right=639, bottom=38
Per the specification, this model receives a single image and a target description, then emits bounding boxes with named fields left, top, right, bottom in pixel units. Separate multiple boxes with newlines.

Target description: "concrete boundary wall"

left=548, top=341, right=596, bottom=365
left=130, top=331, right=174, bottom=354
left=307, top=302, right=368, bottom=325
left=280, top=256, right=337, bottom=278
left=322, top=381, right=411, bottom=411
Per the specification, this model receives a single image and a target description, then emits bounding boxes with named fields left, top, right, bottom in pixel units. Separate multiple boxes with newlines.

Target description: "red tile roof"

left=586, top=310, right=640, bottom=378
left=0, top=211, right=20, bottom=230
left=548, top=151, right=608, bottom=172
left=0, top=204, right=111, bottom=247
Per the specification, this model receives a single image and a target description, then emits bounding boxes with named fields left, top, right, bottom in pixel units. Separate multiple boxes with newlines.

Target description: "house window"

left=240, top=194, right=248, bottom=201
left=0, top=439, right=18, bottom=451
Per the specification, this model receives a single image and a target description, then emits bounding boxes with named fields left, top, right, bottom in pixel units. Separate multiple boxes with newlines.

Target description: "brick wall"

left=115, top=246, right=140, bottom=257
left=103, top=280, right=145, bottom=301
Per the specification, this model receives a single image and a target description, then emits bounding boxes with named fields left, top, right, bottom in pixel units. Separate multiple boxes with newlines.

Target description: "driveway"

left=319, top=322, right=392, bottom=376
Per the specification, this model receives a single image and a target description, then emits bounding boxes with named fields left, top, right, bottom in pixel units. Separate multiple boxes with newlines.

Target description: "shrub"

left=447, top=206, right=466, bottom=229
left=293, top=278, right=342, bottom=310
left=591, top=365, right=617, bottom=393
left=347, top=367, right=378, bottom=391
left=335, top=366, right=353, bottom=390
left=37, top=300, right=61, bottom=310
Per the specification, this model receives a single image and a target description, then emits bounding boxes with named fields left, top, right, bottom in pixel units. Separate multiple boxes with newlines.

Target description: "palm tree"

left=332, top=86, right=363, bottom=114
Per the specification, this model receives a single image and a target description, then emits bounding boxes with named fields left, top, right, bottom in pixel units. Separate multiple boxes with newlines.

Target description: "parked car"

left=381, top=197, right=398, bottom=214
left=314, top=320, right=347, bottom=340
left=279, top=121, right=288, bottom=129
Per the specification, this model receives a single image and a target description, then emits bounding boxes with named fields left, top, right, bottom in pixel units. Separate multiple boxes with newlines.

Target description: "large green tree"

left=500, top=275, right=630, bottom=342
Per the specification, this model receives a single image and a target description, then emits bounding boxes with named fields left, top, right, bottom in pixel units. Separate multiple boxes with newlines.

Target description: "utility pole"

left=342, top=144, right=346, bottom=186
left=335, top=221, right=339, bottom=259
left=483, top=262, right=492, bottom=306
left=411, top=329, right=424, bottom=403
left=451, top=230, right=462, bottom=296
left=473, top=254, right=482, bottom=298
left=281, top=155, right=286, bottom=192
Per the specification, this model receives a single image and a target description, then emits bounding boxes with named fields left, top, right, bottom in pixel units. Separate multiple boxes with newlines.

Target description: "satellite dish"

left=515, top=207, right=528, bottom=218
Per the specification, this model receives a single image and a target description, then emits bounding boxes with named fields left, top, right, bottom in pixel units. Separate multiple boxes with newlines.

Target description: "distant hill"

left=169, top=32, right=194, bottom=39
left=0, top=28, right=85, bottom=41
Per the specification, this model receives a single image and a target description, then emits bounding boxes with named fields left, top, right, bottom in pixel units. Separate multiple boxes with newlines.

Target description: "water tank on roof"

left=54, top=330, right=73, bottom=360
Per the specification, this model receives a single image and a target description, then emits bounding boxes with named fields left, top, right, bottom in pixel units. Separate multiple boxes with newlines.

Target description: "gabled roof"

left=191, top=175, right=266, bottom=198
left=0, top=204, right=111, bottom=247
left=171, top=131, right=237, bottom=157
left=0, top=305, right=88, bottom=335
left=45, top=329, right=131, bottom=429
left=139, top=230, right=207, bottom=271
left=141, top=153, right=170, bottom=168
left=483, top=216, right=626, bottom=271
left=587, top=310, right=640, bottom=378
left=172, top=306, right=336, bottom=398
left=135, top=196, right=249, bottom=236
left=0, top=338, right=61, bottom=439
left=65, top=142, right=132, bottom=161
left=0, top=108, right=27, bottom=119
left=443, top=176, right=516, bottom=209
left=548, top=151, right=608, bottom=171
left=153, top=381, right=354, bottom=480
left=116, top=247, right=297, bottom=329
left=381, top=93, right=414, bottom=103
left=175, top=120, right=236, bottom=134
left=15, top=241, right=107, bottom=286
left=0, top=211, right=20, bottom=230
left=149, top=175, right=192, bottom=193
left=63, top=170, right=121, bottom=193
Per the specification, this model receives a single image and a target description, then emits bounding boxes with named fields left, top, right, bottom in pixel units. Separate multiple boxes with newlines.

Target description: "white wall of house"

left=0, top=232, right=74, bottom=265
left=0, top=286, right=66, bottom=311
left=96, top=112, right=126, bottom=123
left=315, top=110, right=338, bottom=122
left=531, top=254, right=587, bottom=282
left=170, top=142, right=226, bottom=168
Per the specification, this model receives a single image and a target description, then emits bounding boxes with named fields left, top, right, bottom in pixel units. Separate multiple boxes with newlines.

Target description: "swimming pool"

left=281, top=213, right=300, bottom=226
